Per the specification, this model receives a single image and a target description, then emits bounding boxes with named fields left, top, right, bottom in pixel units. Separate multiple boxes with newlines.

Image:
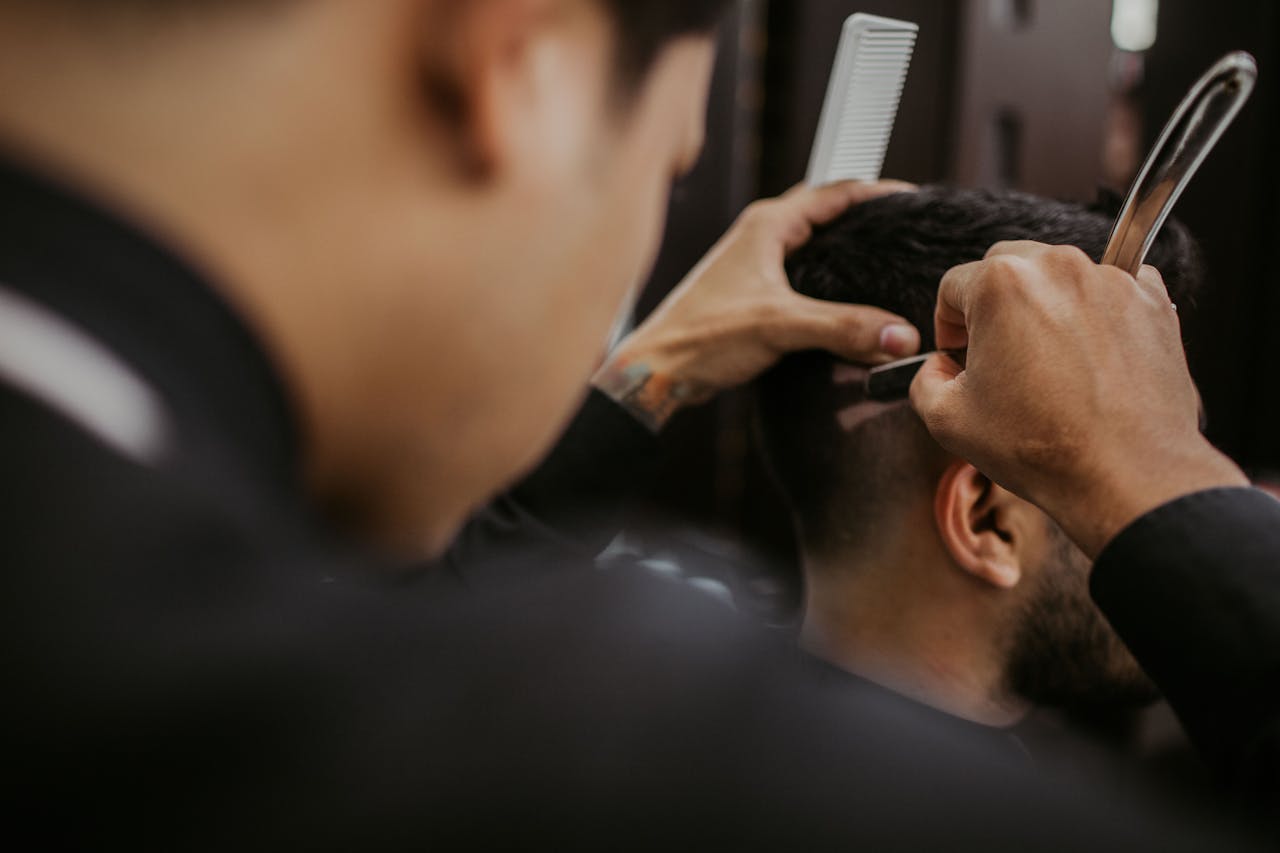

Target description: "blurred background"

left=627, top=0, right=1280, bottom=611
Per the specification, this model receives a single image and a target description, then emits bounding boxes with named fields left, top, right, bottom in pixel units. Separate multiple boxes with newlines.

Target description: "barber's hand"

left=593, top=180, right=920, bottom=431
left=910, top=241, right=1248, bottom=558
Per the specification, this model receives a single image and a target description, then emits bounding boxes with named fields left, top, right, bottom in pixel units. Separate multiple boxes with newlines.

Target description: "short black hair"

left=599, top=0, right=732, bottom=92
left=755, top=186, right=1204, bottom=556
left=4, top=0, right=733, bottom=95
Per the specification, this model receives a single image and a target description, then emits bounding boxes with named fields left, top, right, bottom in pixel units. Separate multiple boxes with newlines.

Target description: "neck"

left=800, top=544, right=1030, bottom=728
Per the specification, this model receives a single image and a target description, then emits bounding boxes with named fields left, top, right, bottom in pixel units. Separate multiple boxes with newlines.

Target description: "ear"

left=933, top=462, right=1037, bottom=590
left=419, top=0, right=602, bottom=180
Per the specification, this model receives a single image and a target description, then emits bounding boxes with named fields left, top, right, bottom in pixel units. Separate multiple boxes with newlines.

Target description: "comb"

left=806, top=13, right=918, bottom=187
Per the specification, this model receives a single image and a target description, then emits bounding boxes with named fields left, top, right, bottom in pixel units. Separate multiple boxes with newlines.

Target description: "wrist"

left=1043, top=439, right=1248, bottom=559
left=592, top=336, right=707, bottom=433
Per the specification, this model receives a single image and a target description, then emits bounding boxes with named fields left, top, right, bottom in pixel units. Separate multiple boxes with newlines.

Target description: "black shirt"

left=0, top=151, right=1264, bottom=849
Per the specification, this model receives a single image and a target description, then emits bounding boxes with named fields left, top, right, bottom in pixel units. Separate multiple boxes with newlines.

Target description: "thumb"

left=781, top=295, right=922, bottom=364
left=909, top=352, right=964, bottom=438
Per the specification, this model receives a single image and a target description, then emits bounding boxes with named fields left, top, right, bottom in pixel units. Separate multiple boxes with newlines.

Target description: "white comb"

left=806, top=13, right=918, bottom=186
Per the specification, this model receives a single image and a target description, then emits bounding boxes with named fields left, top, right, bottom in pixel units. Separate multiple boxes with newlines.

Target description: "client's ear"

left=933, top=462, right=1036, bottom=590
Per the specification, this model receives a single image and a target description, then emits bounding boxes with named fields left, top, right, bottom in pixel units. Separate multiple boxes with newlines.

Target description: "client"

left=756, top=187, right=1203, bottom=732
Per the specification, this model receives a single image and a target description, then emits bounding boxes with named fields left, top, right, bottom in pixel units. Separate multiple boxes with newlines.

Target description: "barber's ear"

left=419, top=0, right=591, bottom=180
left=934, top=462, right=1032, bottom=590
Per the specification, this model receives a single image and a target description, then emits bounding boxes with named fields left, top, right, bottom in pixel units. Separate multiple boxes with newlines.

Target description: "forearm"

left=1042, top=439, right=1249, bottom=560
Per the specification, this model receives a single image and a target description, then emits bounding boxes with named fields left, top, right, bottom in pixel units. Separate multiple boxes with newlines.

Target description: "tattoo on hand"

left=593, top=358, right=694, bottom=432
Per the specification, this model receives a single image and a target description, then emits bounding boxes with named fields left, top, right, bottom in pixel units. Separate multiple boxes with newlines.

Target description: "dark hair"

left=599, top=0, right=732, bottom=92
left=755, top=186, right=1204, bottom=556
left=7, top=0, right=731, bottom=94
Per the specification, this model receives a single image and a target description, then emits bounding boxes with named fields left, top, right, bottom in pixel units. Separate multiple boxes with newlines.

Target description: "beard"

left=1003, top=524, right=1160, bottom=712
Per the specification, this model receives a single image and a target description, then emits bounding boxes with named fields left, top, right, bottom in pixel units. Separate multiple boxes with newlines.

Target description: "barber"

left=0, top=0, right=1263, bottom=845
left=910, top=241, right=1280, bottom=793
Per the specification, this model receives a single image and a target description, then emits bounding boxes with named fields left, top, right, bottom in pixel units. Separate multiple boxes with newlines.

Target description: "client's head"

left=756, top=186, right=1202, bottom=725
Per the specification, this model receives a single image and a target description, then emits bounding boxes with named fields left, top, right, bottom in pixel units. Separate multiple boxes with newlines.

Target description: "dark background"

left=630, top=0, right=1280, bottom=580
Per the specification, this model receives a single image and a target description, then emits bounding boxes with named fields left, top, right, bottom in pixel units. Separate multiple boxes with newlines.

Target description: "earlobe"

left=934, top=462, right=1023, bottom=590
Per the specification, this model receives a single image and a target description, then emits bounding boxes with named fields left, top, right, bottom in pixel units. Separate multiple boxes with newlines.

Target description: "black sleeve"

left=1091, top=487, right=1280, bottom=792
left=436, top=388, right=659, bottom=585
left=7, top=388, right=1263, bottom=850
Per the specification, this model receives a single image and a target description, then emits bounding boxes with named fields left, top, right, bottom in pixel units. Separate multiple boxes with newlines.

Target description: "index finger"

left=777, top=180, right=918, bottom=248
left=934, top=259, right=984, bottom=353
left=983, top=240, right=1056, bottom=261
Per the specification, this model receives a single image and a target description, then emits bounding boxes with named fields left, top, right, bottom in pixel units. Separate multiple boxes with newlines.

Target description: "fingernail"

left=833, top=363, right=869, bottom=384
left=879, top=324, right=920, bottom=357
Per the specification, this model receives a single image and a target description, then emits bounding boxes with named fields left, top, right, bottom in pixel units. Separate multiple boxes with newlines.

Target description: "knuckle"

left=984, top=239, right=1042, bottom=260
left=740, top=200, right=777, bottom=228
left=983, top=255, right=1026, bottom=289
left=1048, top=244, right=1093, bottom=271
left=1137, top=263, right=1164, bottom=281
left=753, top=298, right=789, bottom=328
left=1040, top=245, right=1104, bottom=296
left=1053, top=244, right=1089, bottom=263
left=1137, top=265, right=1170, bottom=295
left=985, top=240, right=1018, bottom=259
left=1098, top=269, right=1135, bottom=296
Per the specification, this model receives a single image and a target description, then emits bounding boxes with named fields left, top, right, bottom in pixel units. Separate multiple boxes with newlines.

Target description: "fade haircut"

left=755, top=187, right=1203, bottom=558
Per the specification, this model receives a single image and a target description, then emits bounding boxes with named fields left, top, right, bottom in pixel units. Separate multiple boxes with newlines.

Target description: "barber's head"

left=0, top=0, right=729, bottom=552
left=756, top=187, right=1202, bottom=715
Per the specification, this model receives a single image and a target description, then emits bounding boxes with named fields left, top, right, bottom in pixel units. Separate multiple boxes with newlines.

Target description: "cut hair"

left=755, top=186, right=1204, bottom=556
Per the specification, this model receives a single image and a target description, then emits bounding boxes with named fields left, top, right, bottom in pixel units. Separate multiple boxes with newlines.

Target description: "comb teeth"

left=807, top=14, right=918, bottom=186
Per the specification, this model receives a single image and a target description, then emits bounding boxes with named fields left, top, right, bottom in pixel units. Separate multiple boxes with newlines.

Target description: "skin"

left=594, top=181, right=922, bottom=431
left=910, top=242, right=1249, bottom=559
left=0, top=0, right=922, bottom=556
left=801, top=450, right=1152, bottom=727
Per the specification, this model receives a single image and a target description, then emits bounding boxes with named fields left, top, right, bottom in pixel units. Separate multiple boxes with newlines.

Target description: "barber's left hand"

left=593, top=180, right=920, bottom=431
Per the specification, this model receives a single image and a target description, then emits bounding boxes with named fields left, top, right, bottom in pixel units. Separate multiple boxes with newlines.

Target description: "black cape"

left=0, top=152, right=1268, bottom=849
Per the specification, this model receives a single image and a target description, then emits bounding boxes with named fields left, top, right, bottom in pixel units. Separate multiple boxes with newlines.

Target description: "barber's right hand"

left=910, top=241, right=1248, bottom=559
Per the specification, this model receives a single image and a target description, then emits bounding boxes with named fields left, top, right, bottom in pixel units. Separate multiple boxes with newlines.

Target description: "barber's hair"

left=755, top=186, right=1203, bottom=557
left=2, top=0, right=732, bottom=95
left=600, top=0, right=732, bottom=91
